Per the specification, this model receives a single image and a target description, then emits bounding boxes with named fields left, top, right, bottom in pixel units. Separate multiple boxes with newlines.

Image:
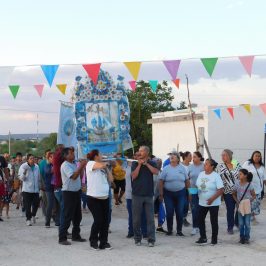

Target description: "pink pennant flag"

left=82, top=63, right=101, bottom=84
left=260, top=103, right=266, bottom=116
left=239, top=56, right=255, bottom=77
left=34, top=84, right=44, bottom=97
left=129, top=81, right=136, bottom=91
left=227, top=107, right=234, bottom=119
left=163, top=60, right=181, bottom=80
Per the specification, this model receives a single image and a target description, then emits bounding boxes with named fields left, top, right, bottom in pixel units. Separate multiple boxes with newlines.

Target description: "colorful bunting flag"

left=240, top=104, right=251, bottom=114
left=41, top=65, right=59, bottom=87
left=200, top=58, right=218, bottom=77
left=56, top=84, right=67, bottom=95
left=227, top=107, right=234, bottom=119
left=239, top=56, right=254, bottom=77
left=82, top=63, right=101, bottom=84
left=163, top=60, right=181, bottom=80
left=149, top=80, right=158, bottom=92
left=128, top=81, right=136, bottom=91
left=213, top=108, right=221, bottom=119
left=124, top=62, right=141, bottom=81
left=9, top=85, right=20, bottom=99
left=34, top=84, right=44, bottom=97
left=172, top=79, right=180, bottom=89
left=260, top=103, right=266, bottom=116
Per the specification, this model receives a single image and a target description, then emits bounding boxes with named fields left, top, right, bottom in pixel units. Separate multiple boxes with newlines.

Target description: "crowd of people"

left=0, top=146, right=265, bottom=250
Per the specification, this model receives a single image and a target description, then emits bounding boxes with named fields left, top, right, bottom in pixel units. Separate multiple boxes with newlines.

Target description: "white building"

left=148, top=106, right=266, bottom=164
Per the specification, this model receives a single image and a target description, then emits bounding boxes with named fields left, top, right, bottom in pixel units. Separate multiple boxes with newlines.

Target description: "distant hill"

left=0, top=133, right=50, bottom=141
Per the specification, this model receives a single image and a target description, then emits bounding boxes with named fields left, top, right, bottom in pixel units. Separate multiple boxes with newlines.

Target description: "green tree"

left=36, top=133, right=57, bottom=156
left=176, top=101, right=188, bottom=110
left=127, top=80, right=175, bottom=151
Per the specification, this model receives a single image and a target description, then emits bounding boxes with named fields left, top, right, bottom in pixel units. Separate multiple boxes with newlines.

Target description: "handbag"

left=253, top=165, right=264, bottom=199
left=234, top=182, right=251, bottom=227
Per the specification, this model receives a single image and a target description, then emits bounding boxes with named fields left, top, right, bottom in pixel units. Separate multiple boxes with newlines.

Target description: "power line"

left=0, top=108, right=58, bottom=114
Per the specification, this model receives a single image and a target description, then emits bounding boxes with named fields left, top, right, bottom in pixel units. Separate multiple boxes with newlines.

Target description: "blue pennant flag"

left=117, top=75, right=124, bottom=81
left=41, top=65, right=59, bottom=87
left=213, top=108, right=221, bottom=119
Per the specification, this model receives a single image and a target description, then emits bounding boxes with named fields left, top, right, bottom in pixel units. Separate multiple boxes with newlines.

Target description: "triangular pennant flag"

left=9, top=85, right=20, bottom=99
left=240, top=104, right=251, bottom=114
left=34, top=84, right=44, bottom=97
left=200, top=58, right=218, bottom=77
left=227, top=107, right=234, bottom=119
left=56, top=84, right=67, bottom=95
left=124, top=62, right=141, bottom=81
left=82, top=63, right=101, bottom=84
left=129, top=81, right=136, bottom=91
left=163, top=60, right=181, bottom=80
left=172, top=79, right=180, bottom=89
left=213, top=108, right=221, bottom=119
left=149, top=80, right=158, bottom=92
left=239, top=56, right=255, bottom=77
left=260, top=103, right=266, bottom=116
left=41, top=65, right=59, bottom=87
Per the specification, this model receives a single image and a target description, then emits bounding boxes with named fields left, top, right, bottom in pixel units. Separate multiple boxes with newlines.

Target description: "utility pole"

left=185, top=75, right=198, bottom=151
left=37, top=113, right=39, bottom=142
left=8, top=130, right=11, bottom=155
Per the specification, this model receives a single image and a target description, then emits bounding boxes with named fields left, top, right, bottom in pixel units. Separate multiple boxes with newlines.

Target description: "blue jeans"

left=183, top=190, right=189, bottom=218
left=164, top=188, right=186, bottom=233
left=81, top=192, right=88, bottom=209
left=45, top=191, right=55, bottom=226
left=238, top=213, right=251, bottom=240
left=224, top=193, right=236, bottom=230
left=191, top=194, right=199, bottom=228
left=126, top=199, right=147, bottom=236
left=54, top=189, right=64, bottom=228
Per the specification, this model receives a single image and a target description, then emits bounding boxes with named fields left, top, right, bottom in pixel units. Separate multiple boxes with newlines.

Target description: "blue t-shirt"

left=163, top=158, right=170, bottom=168
left=159, top=164, right=188, bottom=192
left=188, top=163, right=204, bottom=187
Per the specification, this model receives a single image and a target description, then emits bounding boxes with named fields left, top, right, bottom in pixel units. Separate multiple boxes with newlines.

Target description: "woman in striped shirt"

left=219, top=149, right=241, bottom=234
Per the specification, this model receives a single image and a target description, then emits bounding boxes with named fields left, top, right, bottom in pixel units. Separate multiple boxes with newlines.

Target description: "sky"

left=0, top=0, right=266, bottom=134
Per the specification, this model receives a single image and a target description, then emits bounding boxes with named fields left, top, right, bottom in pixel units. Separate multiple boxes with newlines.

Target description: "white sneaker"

left=26, top=220, right=32, bottom=226
left=191, top=228, right=199, bottom=236
left=32, top=217, right=36, bottom=224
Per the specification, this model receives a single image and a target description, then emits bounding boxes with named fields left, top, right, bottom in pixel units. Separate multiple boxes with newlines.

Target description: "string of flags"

left=212, top=103, right=266, bottom=120
left=0, top=54, right=260, bottom=99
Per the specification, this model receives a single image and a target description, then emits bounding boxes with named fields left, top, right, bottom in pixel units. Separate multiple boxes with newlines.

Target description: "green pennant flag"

left=200, top=58, right=218, bottom=77
left=9, top=85, right=20, bottom=99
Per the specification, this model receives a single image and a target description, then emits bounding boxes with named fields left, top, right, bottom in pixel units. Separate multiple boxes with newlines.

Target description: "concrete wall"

left=208, top=106, right=266, bottom=164
left=151, top=113, right=207, bottom=161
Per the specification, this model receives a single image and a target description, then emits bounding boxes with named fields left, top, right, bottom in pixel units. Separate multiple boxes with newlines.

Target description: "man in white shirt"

left=58, top=148, right=87, bottom=245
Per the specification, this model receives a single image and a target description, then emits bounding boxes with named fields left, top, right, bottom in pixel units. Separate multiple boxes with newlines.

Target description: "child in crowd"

left=233, top=169, right=256, bottom=244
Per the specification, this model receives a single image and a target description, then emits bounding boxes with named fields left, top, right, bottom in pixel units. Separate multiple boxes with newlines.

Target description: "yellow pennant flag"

left=241, top=104, right=251, bottom=114
left=124, top=62, right=141, bottom=81
left=56, top=84, right=67, bottom=95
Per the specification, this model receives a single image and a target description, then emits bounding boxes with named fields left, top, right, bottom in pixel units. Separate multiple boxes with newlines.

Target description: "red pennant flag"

left=82, top=63, right=101, bottom=84
left=172, top=79, right=180, bottom=89
left=260, top=103, right=266, bottom=116
left=129, top=81, right=136, bottom=91
left=227, top=107, right=234, bottom=119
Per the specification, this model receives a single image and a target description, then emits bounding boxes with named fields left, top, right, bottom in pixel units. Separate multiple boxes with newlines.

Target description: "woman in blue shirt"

left=159, top=152, right=190, bottom=236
